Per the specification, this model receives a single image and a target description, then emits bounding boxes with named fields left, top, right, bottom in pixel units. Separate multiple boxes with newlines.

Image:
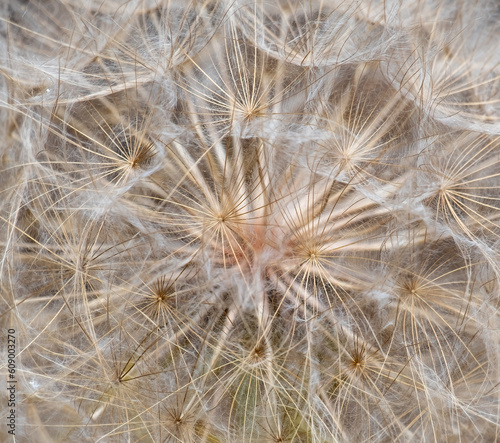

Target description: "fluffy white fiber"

left=1, top=0, right=500, bottom=441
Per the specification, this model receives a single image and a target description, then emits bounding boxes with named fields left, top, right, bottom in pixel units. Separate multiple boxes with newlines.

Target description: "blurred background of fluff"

left=1, top=1, right=500, bottom=441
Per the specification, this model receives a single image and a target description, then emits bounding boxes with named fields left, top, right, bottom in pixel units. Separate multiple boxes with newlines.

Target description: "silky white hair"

left=1, top=1, right=500, bottom=441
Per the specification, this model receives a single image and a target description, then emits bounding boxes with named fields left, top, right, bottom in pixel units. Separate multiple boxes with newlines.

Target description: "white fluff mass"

left=1, top=1, right=500, bottom=441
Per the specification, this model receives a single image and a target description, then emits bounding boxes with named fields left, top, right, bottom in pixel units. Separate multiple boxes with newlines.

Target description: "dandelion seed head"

left=2, top=0, right=500, bottom=441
